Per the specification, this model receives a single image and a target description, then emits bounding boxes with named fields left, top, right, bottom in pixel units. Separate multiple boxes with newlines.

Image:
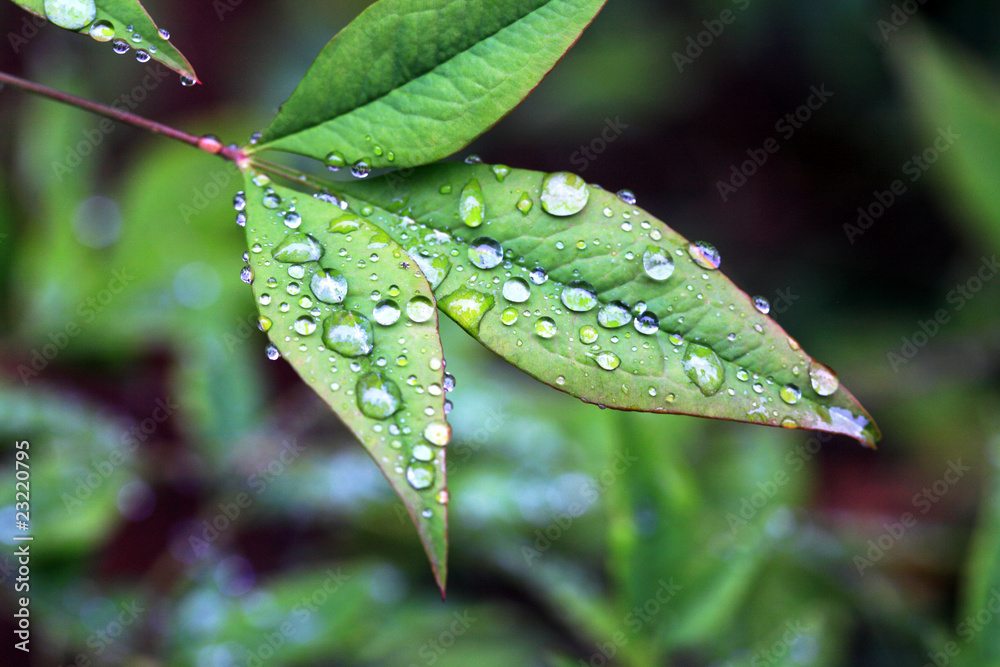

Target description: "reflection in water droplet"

left=579, top=325, right=599, bottom=344
left=809, top=362, right=839, bottom=396
left=561, top=281, right=599, bottom=312
left=356, top=372, right=402, bottom=419
left=325, top=151, right=346, bottom=170
left=491, top=164, right=510, bottom=182
left=240, top=266, right=253, bottom=284
left=322, top=310, right=374, bottom=357
left=265, top=344, right=279, bottom=360
left=439, top=288, right=494, bottom=333
left=753, top=296, right=770, bottom=314
left=634, top=312, right=659, bottom=335
left=500, top=307, right=518, bottom=325
left=598, top=301, right=632, bottom=328
left=642, top=246, right=675, bottom=281
left=682, top=342, right=725, bottom=396
left=405, top=296, right=435, bottom=323
left=406, top=462, right=435, bottom=490
left=293, top=316, right=317, bottom=335
left=310, top=269, right=348, bottom=303
left=595, top=350, right=620, bottom=371
left=112, top=39, right=130, bottom=54
left=502, top=278, right=531, bottom=303
left=258, top=316, right=271, bottom=332
left=272, top=233, right=323, bottom=263
left=423, top=421, right=451, bottom=446
left=516, top=193, right=533, bottom=214
left=89, top=19, right=114, bottom=42
left=468, top=237, right=503, bottom=269
left=412, top=444, right=434, bottom=461
left=529, top=267, right=548, bottom=285
left=688, top=241, right=721, bottom=270
left=351, top=160, right=371, bottom=178
left=373, top=299, right=401, bottom=325
left=43, top=0, right=96, bottom=29
left=459, top=178, right=485, bottom=228
left=541, top=172, right=589, bottom=216
left=617, top=189, right=636, bottom=205
left=779, top=384, right=801, bottom=405
left=534, top=317, right=557, bottom=339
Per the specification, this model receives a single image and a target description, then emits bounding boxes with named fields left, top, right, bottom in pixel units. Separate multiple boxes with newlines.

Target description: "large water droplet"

left=406, top=462, right=435, bottom=490
left=682, top=342, right=725, bottom=396
left=423, top=421, right=451, bottom=446
left=411, top=253, right=451, bottom=289
left=322, top=309, right=374, bottom=357
left=272, top=233, right=323, bottom=263
left=88, top=19, right=114, bottom=42
left=809, top=362, right=839, bottom=396
left=560, top=281, right=599, bottom=312
left=501, top=278, right=531, bottom=303
left=688, top=241, right=721, bottom=270
left=43, top=0, right=96, bottom=30
left=112, top=39, right=129, bottom=54
left=580, top=325, right=599, bottom=344
left=529, top=267, right=548, bottom=285
left=541, top=172, right=589, bottom=216
left=534, top=317, right=557, bottom=338
left=595, top=350, right=621, bottom=371
left=491, top=164, right=510, bottom=182
left=310, top=269, right=348, bottom=303
left=405, top=296, right=435, bottom=323
left=439, top=288, right=494, bottom=333
left=753, top=296, right=770, bottom=314
left=356, top=372, right=402, bottom=419
left=642, top=246, right=675, bottom=281
left=325, top=151, right=346, bottom=171
left=373, top=299, right=401, bottom=325
left=468, top=237, right=503, bottom=269
left=351, top=160, right=371, bottom=178
left=459, top=178, right=485, bottom=228
left=779, top=384, right=801, bottom=405
left=500, top=307, right=518, bottom=325
left=293, top=316, right=317, bottom=336
left=597, top=301, right=632, bottom=328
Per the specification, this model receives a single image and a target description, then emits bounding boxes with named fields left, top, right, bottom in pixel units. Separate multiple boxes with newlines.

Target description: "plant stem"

left=0, top=70, right=246, bottom=164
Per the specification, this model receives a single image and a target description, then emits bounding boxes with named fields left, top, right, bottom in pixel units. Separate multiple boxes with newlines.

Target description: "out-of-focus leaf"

left=242, top=174, right=449, bottom=591
left=891, top=26, right=1000, bottom=251
left=11, top=0, right=198, bottom=81
left=330, top=162, right=881, bottom=447
left=250, top=0, right=607, bottom=169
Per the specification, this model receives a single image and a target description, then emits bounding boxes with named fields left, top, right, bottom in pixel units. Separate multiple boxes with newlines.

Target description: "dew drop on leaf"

left=135, top=50, right=150, bottom=63
left=540, top=172, right=589, bottom=216
left=501, top=278, right=531, bottom=303
left=412, top=444, right=434, bottom=461
left=112, top=39, right=129, bottom=54
left=595, top=350, right=621, bottom=371
left=265, top=344, right=280, bottom=360
left=423, top=421, right=451, bottom=446
left=272, top=233, right=323, bottom=263
left=516, top=193, right=533, bottom=214
left=240, top=266, right=253, bottom=284
left=373, top=299, right=401, bottom=326
left=500, top=307, right=518, bottom=325
left=580, top=325, right=599, bottom=344
left=310, top=269, right=348, bottom=304
left=634, top=312, right=659, bottom=335
left=411, top=254, right=451, bottom=289
left=779, top=384, right=801, bottom=405
left=88, top=20, right=114, bottom=42
left=406, top=462, right=435, bottom=490
left=468, top=237, right=503, bottom=269
left=459, top=178, right=486, bottom=228
left=325, top=151, right=346, bottom=171
left=529, top=267, right=548, bottom=285
left=405, top=296, right=435, bottom=323
left=322, top=309, right=375, bottom=357
left=642, top=246, right=675, bottom=281
left=293, top=316, right=317, bottom=336
left=439, top=288, right=494, bottom=333
left=491, top=164, right=510, bottom=182
left=688, top=241, right=721, bottom=270
left=809, top=362, right=839, bottom=396
left=753, top=296, right=771, bottom=314
left=560, top=281, right=599, bottom=312
left=43, top=0, right=96, bottom=30
left=233, top=191, right=246, bottom=212
left=617, top=189, right=636, bottom=205
left=355, top=372, right=403, bottom=419
left=597, top=301, right=632, bottom=329
left=682, top=342, right=725, bottom=396
left=351, top=160, right=371, bottom=178
left=534, top=317, right=557, bottom=339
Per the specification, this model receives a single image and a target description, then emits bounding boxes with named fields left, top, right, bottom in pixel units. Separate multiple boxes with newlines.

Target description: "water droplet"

left=443, top=373, right=456, bottom=392
left=293, top=316, right=317, bottom=336
left=560, top=281, right=599, bottom=312
left=236, top=212, right=247, bottom=227
left=325, top=151, right=346, bottom=171
left=779, top=384, right=801, bottom=405
left=43, top=0, right=96, bottom=30
left=287, top=264, right=306, bottom=280
left=112, top=39, right=129, bottom=54
left=405, top=296, right=435, bottom=323
left=310, top=269, right=348, bottom=303
left=265, top=344, right=279, bottom=360
left=468, top=237, right=503, bottom=269
left=258, top=293, right=271, bottom=306
left=373, top=299, right=401, bottom=325
left=500, top=307, right=518, bottom=325
left=158, top=27, right=170, bottom=39
left=328, top=214, right=362, bottom=234
left=464, top=154, right=482, bottom=164
left=540, top=172, right=589, bottom=216
left=180, top=75, right=195, bottom=87
left=412, top=443, right=434, bottom=461
left=283, top=211, right=302, bottom=229
left=424, top=421, right=451, bottom=446
left=617, top=189, right=636, bottom=205
left=356, top=372, right=402, bottom=419
left=351, top=160, right=371, bottom=178
left=682, top=342, right=725, bottom=396
left=88, top=19, right=114, bottom=42
left=262, top=188, right=282, bottom=209
left=642, top=246, right=675, bottom=281
left=439, top=288, right=494, bottom=333
left=135, top=49, right=150, bottom=63
left=516, top=193, right=533, bottom=214
left=439, top=184, right=452, bottom=195
left=579, top=325, right=599, bottom=344
left=634, top=311, right=659, bottom=335
left=258, top=316, right=271, bottom=332
left=272, top=233, right=323, bottom=263
left=753, top=296, right=770, bottom=314
left=491, top=164, right=510, bottom=182
left=240, top=266, right=253, bottom=284
left=502, top=277, right=531, bottom=303
left=597, top=301, right=631, bottom=328
left=406, top=462, right=435, bottom=489
left=459, top=178, right=486, bottom=228
left=809, top=362, right=839, bottom=396
left=322, top=309, right=374, bottom=357
left=595, top=350, right=621, bottom=371
left=534, top=317, right=557, bottom=338
left=688, top=241, right=721, bottom=270
left=411, top=254, right=451, bottom=289
left=233, top=191, right=246, bottom=211
left=529, top=267, right=548, bottom=285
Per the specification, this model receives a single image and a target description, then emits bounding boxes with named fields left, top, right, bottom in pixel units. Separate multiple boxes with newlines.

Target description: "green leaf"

left=241, top=173, right=450, bottom=592
left=249, top=0, right=607, bottom=169
left=329, top=162, right=881, bottom=447
left=11, top=0, right=198, bottom=82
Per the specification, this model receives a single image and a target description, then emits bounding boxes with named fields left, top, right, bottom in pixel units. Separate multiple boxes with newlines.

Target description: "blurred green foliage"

left=1, top=0, right=1000, bottom=665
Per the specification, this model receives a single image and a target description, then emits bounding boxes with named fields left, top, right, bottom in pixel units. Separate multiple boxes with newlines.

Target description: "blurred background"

left=1, top=0, right=999, bottom=665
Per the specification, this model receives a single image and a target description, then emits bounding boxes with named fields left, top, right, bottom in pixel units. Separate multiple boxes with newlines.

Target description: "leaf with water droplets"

left=12, top=0, right=198, bottom=82
left=241, top=173, right=450, bottom=592
left=248, top=0, right=607, bottom=169
left=328, top=163, right=881, bottom=447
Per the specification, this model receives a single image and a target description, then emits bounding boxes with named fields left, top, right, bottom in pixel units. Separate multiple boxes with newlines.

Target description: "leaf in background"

left=11, top=0, right=198, bottom=82
left=891, top=26, right=1000, bottom=251
left=249, top=0, right=606, bottom=170
left=330, top=163, right=881, bottom=447
left=241, top=174, right=450, bottom=592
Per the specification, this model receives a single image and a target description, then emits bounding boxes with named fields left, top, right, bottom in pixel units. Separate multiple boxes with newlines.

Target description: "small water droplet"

left=439, top=287, right=494, bottom=333
left=459, top=178, right=486, bottom=228
left=265, top=344, right=279, bottom=360
left=406, top=462, right=435, bottom=489
left=534, top=317, right=557, bottom=338
left=468, top=237, right=503, bottom=269
left=617, top=189, right=636, bottom=205
left=112, top=39, right=130, bottom=54
left=541, top=172, right=589, bottom=216
left=272, top=233, right=323, bottom=263
left=135, top=49, right=150, bottom=63
left=258, top=316, right=271, bottom=332
left=325, top=151, right=346, bottom=171
left=753, top=296, right=770, bottom=314
left=560, top=281, right=599, bottom=312
left=233, top=191, right=246, bottom=212
left=809, top=362, right=839, bottom=396
left=322, top=309, right=374, bottom=357
left=443, top=373, right=456, bottom=392
left=642, top=246, right=675, bottom=281
left=405, top=296, right=435, bottom=323
left=682, top=342, right=725, bottom=396
left=293, top=316, right=317, bottom=336
left=598, top=301, right=632, bottom=328
left=688, top=241, right=721, bottom=270
left=464, top=154, right=482, bottom=164
left=500, top=307, right=518, bottom=325
left=423, top=421, right=451, bottom=446
left=262, top=188, right=282, bottom=209
left=779, top=384, right=801, bottom=405
left=309, top=269, right=348, bottom=304
left=579, top=325, right=599, bottom=344
left=351, top=160, right=371, bottom=178
left=88, top=19, right=114, bottom=42
left=240, top=266, right=253, bottom=284
left=595, top=350, right=621, bottom=371
left=412, top=443, right=434, bottom=461
left=284, top=211, right=302, bottom=229
left=516, top=193, right=533, bottom=214
left=356, top=372, right=402, bottom=419
left=491, top=164, right=510, bottom=182
left=501, top=277, right=531, bottom=303
left=634, top=311, right=659, bottom=335
left=158, top=27, right=170, bottom=39
left=373, top=299, right=401, bottom=325
left=529, top=267, right=548, bottom=285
